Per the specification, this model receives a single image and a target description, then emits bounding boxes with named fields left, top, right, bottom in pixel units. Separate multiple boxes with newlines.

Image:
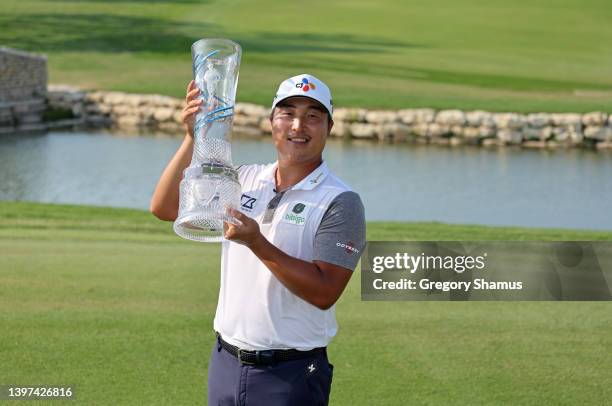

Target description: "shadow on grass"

left=236, top=31, right=422, bottom=54
left=0, top=14, right=213, bottom=54
left=51, top=0, right=206, bottom=2
left=261, top=55, right=612, bottom=92
left=0, top=13, right=421, bottom=55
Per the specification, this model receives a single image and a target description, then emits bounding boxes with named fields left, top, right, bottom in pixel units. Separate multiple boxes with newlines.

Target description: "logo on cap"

left=295, top=77, right=316, bottom=92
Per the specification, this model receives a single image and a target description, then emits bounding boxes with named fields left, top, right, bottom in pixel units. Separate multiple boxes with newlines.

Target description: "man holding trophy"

left=150, top=39, right=365, bottom=405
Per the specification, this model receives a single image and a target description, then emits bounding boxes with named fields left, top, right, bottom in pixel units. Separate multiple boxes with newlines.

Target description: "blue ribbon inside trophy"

left=174, top=39, right=242, bottom=242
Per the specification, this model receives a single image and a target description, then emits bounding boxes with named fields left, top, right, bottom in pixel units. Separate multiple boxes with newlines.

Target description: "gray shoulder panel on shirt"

left=313, top=191, right=366, bottom=271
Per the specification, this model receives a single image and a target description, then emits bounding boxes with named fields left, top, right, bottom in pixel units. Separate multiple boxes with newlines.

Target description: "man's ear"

left=327, top=119, right=334, bottom=136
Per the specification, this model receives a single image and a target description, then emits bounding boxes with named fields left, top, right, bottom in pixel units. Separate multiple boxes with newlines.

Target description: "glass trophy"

left=173, top=39, right=242, bottom=242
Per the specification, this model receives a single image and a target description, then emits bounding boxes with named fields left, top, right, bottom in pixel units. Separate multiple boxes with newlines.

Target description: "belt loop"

left=216, top=332, right=222, bottom=352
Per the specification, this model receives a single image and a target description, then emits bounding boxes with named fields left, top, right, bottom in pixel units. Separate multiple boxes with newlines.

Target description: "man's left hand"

left=224, top=208, right=263, bottom=248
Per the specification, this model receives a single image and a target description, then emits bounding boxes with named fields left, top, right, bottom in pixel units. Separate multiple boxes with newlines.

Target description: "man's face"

left=270, top=97, right=333, bottom=166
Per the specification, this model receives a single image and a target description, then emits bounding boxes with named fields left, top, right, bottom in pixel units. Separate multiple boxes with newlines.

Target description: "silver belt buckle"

left=236, top=349, right=255, bottom=365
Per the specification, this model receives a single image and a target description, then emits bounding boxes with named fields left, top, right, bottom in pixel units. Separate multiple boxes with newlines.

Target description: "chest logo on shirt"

left=282, top=202, right=310, bottom=226
left=292, top=203, right=305, bottom=214
left=240, top=194, right=257, bottom=211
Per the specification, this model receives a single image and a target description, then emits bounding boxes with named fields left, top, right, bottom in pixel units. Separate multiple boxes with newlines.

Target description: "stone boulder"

left=479, top=126, right=496, bottom=138
left=236, top=103, right=268, bottom=118
left=330, top=120, right=349, bottom=138
left=153, top=107, right=175, bottom=122
left=411, top=108, right=435, bottom=124
left=234, top=114, right=261, bottom=127
left=111, top=104, right=134, bottom=116
left=584, top=126, right=612, bottom=141
left=462, top=127, right=480, bottom=139
left=494, top=113, right=525, bottom=130
left=103, top=92, right=128, bottom=105
left=117, top=115, right=142, bottom=128
left=551, top=113, right=582, bottom=127
left=376, top=123, right=412, bottom=141
left=349, top=123, right=376, bottom=139
left=523, top=126, right=552, bottom=141
left=428, top=123, right=451, bottom=138
left=365, top=110, right=398, bottom=124
left=411, top=123, right=430, bottom=137
left=497, top=129, right=523, bottom=144
left=332, top=108, right=367, bottom=123
left=397, top=109, right=417, bottom=124
left=582, top=112, right=608, bottom=126
left=527, top=113, right=551, bottom=128
left=259, top=119, right=272, bottom=134
left=466, top=110, right=494, bottom=127
left=435, top=109, right=466, bottom=126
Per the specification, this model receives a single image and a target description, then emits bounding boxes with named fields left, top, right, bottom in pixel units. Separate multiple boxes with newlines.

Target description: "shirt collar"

left=261, top=162, right=278, bottom=185
left=293, top=161, right=329, bottom=191
left=260, top=161, right=329, bottom=191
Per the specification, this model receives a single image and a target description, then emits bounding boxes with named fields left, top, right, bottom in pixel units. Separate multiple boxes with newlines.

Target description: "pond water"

left=1, top=129, right=611, bottom=230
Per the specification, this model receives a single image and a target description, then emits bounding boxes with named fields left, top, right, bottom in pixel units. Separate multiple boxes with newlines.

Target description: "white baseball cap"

left=271, top=74, right=333, bottom=117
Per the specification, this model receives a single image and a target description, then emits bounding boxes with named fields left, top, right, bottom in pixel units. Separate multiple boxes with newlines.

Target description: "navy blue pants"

left=207, top=339, right=333, bottom=405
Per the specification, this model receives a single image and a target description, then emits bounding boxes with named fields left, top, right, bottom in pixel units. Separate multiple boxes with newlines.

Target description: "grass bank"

left=1, top=0, right=612, bottom=112
left=1, top=201, right=611, bottom=404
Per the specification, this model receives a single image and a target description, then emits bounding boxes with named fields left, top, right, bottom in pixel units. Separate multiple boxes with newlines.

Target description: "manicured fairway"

left=1, top=1, right=611, bottom=112
left=1, top=201, right=611, bottom=405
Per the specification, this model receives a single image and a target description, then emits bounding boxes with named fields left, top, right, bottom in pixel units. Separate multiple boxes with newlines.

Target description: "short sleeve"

left=313, top=191, right=366, bottom=271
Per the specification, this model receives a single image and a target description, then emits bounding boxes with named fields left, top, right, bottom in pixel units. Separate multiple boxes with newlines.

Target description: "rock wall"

left=42, top=86, right=612, bottom=150
left=0, top=47, right=47, bottom=133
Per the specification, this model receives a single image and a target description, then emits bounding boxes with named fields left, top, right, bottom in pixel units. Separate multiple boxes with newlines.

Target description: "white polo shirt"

left=213, top=161, right=366, bottom=351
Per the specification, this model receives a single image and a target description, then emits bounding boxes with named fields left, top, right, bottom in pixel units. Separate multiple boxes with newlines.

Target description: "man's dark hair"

left=270, top=98, right=332, bottom=124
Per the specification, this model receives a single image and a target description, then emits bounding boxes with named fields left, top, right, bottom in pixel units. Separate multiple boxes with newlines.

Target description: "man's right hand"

left=181, top=80, right=203, bottom=138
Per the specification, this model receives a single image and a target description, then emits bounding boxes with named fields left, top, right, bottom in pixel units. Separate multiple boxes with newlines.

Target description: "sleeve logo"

left=337, top=241, right=360, bottom=254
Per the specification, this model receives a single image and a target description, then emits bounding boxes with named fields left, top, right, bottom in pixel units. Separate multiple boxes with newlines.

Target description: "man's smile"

left=287, top=136, right=311, bottom=144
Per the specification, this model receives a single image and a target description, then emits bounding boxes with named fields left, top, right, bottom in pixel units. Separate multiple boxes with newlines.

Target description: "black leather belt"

left=216, top=333, right=326, bottom=366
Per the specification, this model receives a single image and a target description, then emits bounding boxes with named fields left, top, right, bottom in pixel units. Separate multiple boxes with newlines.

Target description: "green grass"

left=1, top=201, right=611, bottom=405
left=1, top=0, right=612, bottom=112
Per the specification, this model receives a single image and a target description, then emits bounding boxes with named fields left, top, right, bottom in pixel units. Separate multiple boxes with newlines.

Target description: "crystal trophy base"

left=173, top=163, right=241, bottom=242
